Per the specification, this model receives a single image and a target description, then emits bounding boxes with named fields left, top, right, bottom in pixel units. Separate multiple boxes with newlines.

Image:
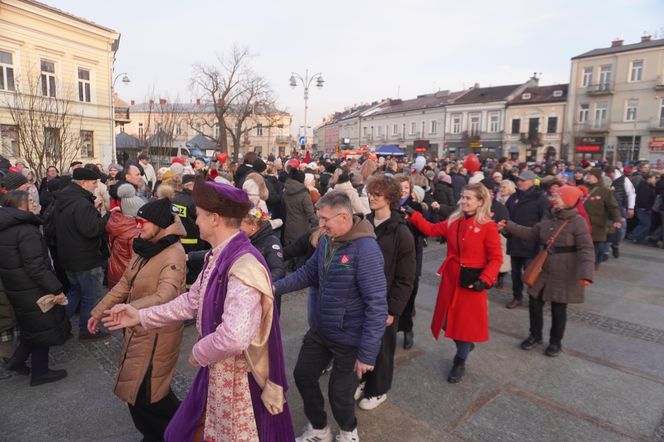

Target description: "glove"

left=401, top=205, right=414, bottom=215
left=579, top=279, right=592, bottom=286
left=469, top=279, right=488, bottom=291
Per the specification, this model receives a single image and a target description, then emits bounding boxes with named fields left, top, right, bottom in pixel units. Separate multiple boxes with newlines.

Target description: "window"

left=392, top=124, right=398, bottom=135
left=0, top=124, right=19, bottom=157
left=363, top=126, right=367, bottom=136
left=547, top=117, right=558, bottom=133
left=511, top=118, right=521, bottom=134
left=599, top=65, right=612, bottom=86
left=452, top=115, right=461, bottom=134
left=553, top=90, right=563, bottom=97
left=430, top=120, right=437, bottom=134
left=377, top=125, right=383, bottom=136
left=80, top=130, right=94, bottom=158
left=521, top=93, right=531, bottom=100
left=410, top=122, right=417, bottom=135
left=401, top=123, right=406, bottom=137
left=528, top=117, right=539, bottom=135
left=43, top=127, right=60, bottom=155
left=0, top=51, right=15, bottom=91
left=489, top=113, right=499, bottom=132
left=578, top=104, right=589, bottom=123
left=625, top=99, right=638, bottom=121
left=470, top=114, right=480, bottom=135
left=582, top=67, right=593, bottom=87
left=630, top=60, right=643, bottom=82
left=594, top=102, right=608, bottom=128
left=40, top=60, right=56, bottom=97
left=138, top=123, right=144, bottom=139
left=256, top=123, right=263, bottom=136
left=78, top=68, right=91, bottom=102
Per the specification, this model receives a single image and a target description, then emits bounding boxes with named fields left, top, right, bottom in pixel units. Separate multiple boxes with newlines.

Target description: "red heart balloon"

left=216, top=152, right=228, bottom=164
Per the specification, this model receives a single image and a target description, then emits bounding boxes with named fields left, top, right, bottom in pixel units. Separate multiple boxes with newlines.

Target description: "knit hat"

left=169, top=163, right=185, bottom=176
left=290, top=168, right=305, bottom=184
left=438, top=172, right=452, bottom=185
left=468, top=171, right=485, bottom=185
left=3, top=172, right=28, bottom=190
left=412, top=185, right=425, bottom=203
left=336, top=173, right=350, bottom=185
left=253, top=158, right=267, bottom=174
left=161, top=169, right=176, bottom=183
left=555, top=185, right=583, bottom=208
left=117, top=183, right=145, bottom=218
left=588, top=168, right=602, bottom=181
left=72, top=168, right=100, bottom=181
left=108, top=163, right=123, bottom=172
left=137, top=197, right=176, bottom=229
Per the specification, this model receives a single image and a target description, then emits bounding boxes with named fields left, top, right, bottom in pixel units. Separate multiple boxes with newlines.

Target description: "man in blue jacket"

left=275, top=191, right=387, bottom=442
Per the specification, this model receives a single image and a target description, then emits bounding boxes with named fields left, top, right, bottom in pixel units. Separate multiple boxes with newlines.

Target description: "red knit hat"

left=555, top=185, right=582, bottom=208
left=171, top=157, right=185, bottom=165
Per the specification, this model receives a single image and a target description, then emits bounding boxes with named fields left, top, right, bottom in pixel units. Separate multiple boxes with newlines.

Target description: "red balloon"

left=463, top=154, right=480, bottom=173
left=216, top=152, right=228, bottom=164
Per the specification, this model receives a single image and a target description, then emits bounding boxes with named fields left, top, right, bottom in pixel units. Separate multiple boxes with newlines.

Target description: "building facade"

left=0, top=0, right=120, bottom=172
left=566, top=35, right=664, bottom=163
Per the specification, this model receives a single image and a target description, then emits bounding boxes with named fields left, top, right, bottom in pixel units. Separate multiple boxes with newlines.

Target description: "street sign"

left=299, top=136, right=306, bottom=146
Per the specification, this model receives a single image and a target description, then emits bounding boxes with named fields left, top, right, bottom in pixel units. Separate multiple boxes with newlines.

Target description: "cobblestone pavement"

left=1, top=242, right=663, bottom=441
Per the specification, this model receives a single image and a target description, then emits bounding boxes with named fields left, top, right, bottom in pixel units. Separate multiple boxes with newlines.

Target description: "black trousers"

left=510, top=256, right=531, bottom=301
left=398, top=277, right=420, bottom=333
left=13, top=343, right=49, bottom=376
left=529, top=292, right=568, bottom=345
left=293, top=329, right=359, bottom=432
left=128, top=373, right=181, bottom=442
left=363, top=318, right=398, bottom=397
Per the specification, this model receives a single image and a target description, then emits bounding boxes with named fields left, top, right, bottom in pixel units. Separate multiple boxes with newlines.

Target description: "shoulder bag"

left=521, top=219, right=569, bottom=287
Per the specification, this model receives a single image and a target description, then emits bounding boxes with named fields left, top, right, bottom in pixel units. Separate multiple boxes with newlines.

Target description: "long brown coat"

left=91, top=218, right=186, bottom=405
left=506, top=207, right=594, bottom=304
left=583, top=183, right=621, bottom=242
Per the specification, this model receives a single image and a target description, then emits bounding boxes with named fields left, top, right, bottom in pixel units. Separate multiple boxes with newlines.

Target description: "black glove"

left=401, top=205, right=414, bottom=215
left=469, top=279, right=488, bottom=291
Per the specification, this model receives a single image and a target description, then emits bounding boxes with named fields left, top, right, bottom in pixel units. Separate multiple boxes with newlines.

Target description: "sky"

left=49, top=0, right=664, bottom=137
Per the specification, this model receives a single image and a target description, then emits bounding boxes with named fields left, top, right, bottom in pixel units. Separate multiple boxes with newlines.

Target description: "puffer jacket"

left=91, top=218, right=187, bottom=405
left=0, top=207, right=70, bottom=347
left=282, top=178, right=317, bottom=246
left=505, top=187, right=549, bottom=257
left=275, top=217, right=388, bottom=365
left=106, top=210, right=140, bottom=289
left=250, top=222, right=286, bottom=283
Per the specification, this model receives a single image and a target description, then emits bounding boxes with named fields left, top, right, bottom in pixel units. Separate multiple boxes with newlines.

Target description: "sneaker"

left=506, top=299, right=522, bottom=309
left=296, top=423, right=333, bottom=442
left=336, top=428, right=359, bottom=442
left=520, top=335, right=543, bottom=350
left=358, top=394, right=387, bottom=410
left=30, top=369, right=67, bottom=386
left=354, top=382, right=365, bottom=401
left=545, top=342, right=561, bottom=357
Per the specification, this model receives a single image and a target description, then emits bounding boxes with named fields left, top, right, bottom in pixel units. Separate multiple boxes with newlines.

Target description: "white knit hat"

left=412, top=185, right=425, bottom=203
left=118, top=183, right=145, bottom=218
left=468, top=171, right=485, bottom=185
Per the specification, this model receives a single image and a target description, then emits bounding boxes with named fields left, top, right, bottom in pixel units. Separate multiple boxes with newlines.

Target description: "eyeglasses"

left=319, top=212, right=345, bottom=224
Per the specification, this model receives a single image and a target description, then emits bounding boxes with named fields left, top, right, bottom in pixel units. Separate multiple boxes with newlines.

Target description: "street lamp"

left=289, top=69, right=324, bottom=149
left=111, top=72, right=130, bottom=164
left=113, top=72, right=131, bottom=88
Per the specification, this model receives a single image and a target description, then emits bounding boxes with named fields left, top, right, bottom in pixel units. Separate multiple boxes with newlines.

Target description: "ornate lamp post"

left=289, top=69, right=324, bottom=149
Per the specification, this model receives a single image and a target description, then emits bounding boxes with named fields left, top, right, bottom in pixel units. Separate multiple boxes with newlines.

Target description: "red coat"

left=409, top=211, right=503, bottom=342
left=106, top=210, right=140, bottom=289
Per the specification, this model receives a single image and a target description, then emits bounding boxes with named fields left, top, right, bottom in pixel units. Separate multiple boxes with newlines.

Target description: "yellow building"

left=0, top=0, right=120, bottom=174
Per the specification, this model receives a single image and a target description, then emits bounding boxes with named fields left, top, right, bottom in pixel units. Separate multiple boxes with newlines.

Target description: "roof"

left=451, top=84, right=522, bottom=105
left=21, top=0, right=118, bottom=34
left=572, top=38, right=664, bottom=60
left=186, top=133, right=217, bottom=149
left=115, top=132, right=141, bottom=150
left=365, top=90, right=464, bottom=117
left=129, top=101, right=287, bottom=116
left=508, top=84, right=568, bottom=105
left=336, top=103, right=378, bottom=122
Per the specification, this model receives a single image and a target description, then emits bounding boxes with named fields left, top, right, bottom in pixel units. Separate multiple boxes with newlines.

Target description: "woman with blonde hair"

left=403, top=183, right=502, bottom=383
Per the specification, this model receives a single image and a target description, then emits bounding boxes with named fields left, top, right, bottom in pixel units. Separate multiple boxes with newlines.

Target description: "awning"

left=376, top=144, right=406, bottom=156
left=116, top=132, right=142, bottom=150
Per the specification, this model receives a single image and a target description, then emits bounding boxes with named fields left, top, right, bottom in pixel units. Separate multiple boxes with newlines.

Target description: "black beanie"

left=137, top=198, right=176, bottom=229
left=253, top=158, right=267, bottom=174
left=289, top=168, right=305, bottom=183
left=72, top=168, right=100, bottom=181
left=3, top=172, right=28, bottom=190
left=337, top=173, right=351, bottom=184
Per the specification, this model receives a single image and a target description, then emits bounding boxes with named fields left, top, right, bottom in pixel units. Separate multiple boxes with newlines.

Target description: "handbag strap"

left=544, top=219, right=570, bottom=251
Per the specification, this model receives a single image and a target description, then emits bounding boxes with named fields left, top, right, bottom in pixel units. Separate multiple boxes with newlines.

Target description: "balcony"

left=586, top=83, right=613, bottom=96
left=650, top=118, right=664, bottom=132
left=575, top=122, right=609, bottom=134
left=520, top=132, right=542, bottom=146
left=114, top=107, right=130, bottom=125
left=656, top=75, right=664, bottom=91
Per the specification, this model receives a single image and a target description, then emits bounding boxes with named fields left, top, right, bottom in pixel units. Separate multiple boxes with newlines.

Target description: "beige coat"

left=91, top=218, right=186, bottom=405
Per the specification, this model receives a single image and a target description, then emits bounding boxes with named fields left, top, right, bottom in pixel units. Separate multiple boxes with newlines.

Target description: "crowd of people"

left=0, top=149, right=662, bottom=441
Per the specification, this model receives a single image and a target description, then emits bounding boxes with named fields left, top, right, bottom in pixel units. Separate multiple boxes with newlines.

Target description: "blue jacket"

left=275, top=218, right=387, bottom=365
left=505, top=187, right=550, bottom=257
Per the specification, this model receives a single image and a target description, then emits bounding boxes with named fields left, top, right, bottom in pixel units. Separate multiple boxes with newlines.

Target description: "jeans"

left=529, top=292, right=567, bottom=345
left=510, top=256, right=531, bottom=301
left=629, top=209, right=652, bottom=243
left=293, top=329, right=359, bottom=432
left=454, top=340, right=473, bottom=361
left=66, top=266, right=104, bottom=333
left=608, top=207, right=627, bottom=248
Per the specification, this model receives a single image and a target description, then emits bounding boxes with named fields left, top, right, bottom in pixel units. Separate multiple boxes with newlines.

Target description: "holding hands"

left=101, top=304, right=141, bottom=330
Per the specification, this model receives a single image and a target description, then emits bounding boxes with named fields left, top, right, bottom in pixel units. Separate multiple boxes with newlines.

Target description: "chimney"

left=641, top=32, right=652, bottom=43
left=473, top=82, right=480, bottom=89
left=159, top=98, right=167, bottom=105
left=130, top=99, right=135, bottom=106
left=611, top=38, right=623, bottom=47
left=196, top=98, right=201, bottom=106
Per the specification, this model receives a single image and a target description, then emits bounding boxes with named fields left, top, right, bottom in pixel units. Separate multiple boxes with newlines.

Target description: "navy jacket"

left=505, top=187, right=549, bottom=258
left=274, top=218, right=387, bottom=365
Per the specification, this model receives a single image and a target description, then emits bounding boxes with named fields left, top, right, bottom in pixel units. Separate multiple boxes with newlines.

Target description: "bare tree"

left=189, top=45, right=283, bottom=160
left=3, top=69, right=82, bottom=179
left=133, top=91, right=186, bottom=167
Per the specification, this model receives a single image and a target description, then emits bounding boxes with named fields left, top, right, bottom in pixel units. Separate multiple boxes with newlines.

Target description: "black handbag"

left=457, top=221, right=484, bottom=288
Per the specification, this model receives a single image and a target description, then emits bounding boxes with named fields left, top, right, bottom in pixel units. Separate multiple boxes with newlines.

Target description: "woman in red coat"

left=405, top=182, right=502, bottom=383
left=106, top=184, right=144, bottom=288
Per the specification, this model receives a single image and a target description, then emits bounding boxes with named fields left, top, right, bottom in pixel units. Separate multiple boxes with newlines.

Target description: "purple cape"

left=165, top=232, right=294, bottom=441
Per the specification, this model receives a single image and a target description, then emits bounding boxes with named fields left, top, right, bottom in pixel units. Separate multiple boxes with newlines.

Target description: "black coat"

left=172, top=189, right=209, bottom=254
left=367, top=211, right=416, bottom=316
left=401, top=196, right=425, bottom=275
left=433, top=181, right=455, bottom=208
left=0, top=207, right=70, bottom=347
left=451, top=174, right=467, bottom=202
left=635, top=180, right=656, bottom=210
left=505, top=187, right=549, bottom=257
left=250, top=222, right=286, bottom=283
left=54, top=183, right=106, bottom=271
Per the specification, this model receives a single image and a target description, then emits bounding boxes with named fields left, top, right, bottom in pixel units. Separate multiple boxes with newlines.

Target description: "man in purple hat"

left=102, top=176, right=294, bottom=441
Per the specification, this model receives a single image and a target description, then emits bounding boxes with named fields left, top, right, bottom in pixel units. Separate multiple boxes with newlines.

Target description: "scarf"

left=132, top=234, right=180, bottom=260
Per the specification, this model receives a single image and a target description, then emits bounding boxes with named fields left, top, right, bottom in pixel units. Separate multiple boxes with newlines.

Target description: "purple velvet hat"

left=192, top=176, right=251, bottom=218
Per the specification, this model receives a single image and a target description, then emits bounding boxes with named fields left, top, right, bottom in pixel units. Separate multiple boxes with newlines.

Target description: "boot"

left=520, top=335, right=543, bottom=351
left=30, top=369, right=67, bottom=386
left=545, top=342, right=561, bottom=357
left=403, top=331, right=414, bottom=350
left=3, top=356, right=30, bottom=375
left=447, top=356, right=466, bottom=383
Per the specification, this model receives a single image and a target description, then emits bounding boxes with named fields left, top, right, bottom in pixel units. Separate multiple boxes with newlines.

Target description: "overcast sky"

left=50, top=0, right=664, bottom=136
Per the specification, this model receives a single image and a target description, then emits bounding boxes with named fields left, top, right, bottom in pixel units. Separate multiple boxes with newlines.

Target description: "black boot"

left=520, top=335, right=543, bottom=350
left=447, top=356, right=466, bottom=383
left=545, top=342, right=561, bottom=357
left=30, top=369, right=67, bottom=386
left=3, top=356, right=30, bottom=375
left=611, top=245, right=620, bottom=258
left=403, top=331, right=414, bottom=350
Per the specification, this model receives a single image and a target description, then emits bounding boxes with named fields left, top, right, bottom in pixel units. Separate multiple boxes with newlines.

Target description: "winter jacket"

left=450, top=173, right=467, bottom=202
left=433, top=181, right=455, bottom=209
left=172, top=189, right=209, bottom=254
left=505, top=207, right=595, bottom=304
left=91, top=219, right=186, bottom=405
left=334, top=181, right=370, bottom=216
left=400, top=196, right=425, bottom=275
left=274, top=217, right=388, bottom=365
left=282, top=178, right=317, bottom=246
left=583, top=183, right=622, bottom=242
left=635, top=180, right=656, bottom=211
left=106, top=210, right=140, bottom=289
left=265, top=175, right=285, bottom=220
left=0, top=279, right=15, bottom=334
left=367, top=212, right=416, bottom=316
left=249, top=222, right=286, bottom=283
left=0, top=207, right=70, bottom=347
left=54, top=183, right=106, bottom=271
left=283, top=228, right=325, bottom=261
left=505, top=187, right=549, bottom=258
